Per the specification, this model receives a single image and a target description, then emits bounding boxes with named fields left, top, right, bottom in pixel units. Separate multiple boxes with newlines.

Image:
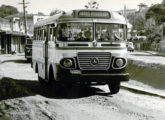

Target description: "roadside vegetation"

left=127, top=1, right=165, bottom=50
left=0, top=5, right=18, bottom=18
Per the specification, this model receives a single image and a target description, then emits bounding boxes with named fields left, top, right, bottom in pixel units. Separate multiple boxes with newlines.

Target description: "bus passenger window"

left=39, top=29, right=41, bottom=40
left=41, top=29, right=43, bottom=40
left=50, top=28, right=53, bottom=41
left=37, top=29, right=39, bottom=40
left=53, top=28, right=56, bottom=41
left=44, top=29, right=46, bottom=40
left=34, top=29, right=36, bottom=40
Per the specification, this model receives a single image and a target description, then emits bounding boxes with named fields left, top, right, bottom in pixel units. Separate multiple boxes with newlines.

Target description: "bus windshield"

left=96, top=23, right=125, bottom=42
left=57, top=23, right=93, bottom=42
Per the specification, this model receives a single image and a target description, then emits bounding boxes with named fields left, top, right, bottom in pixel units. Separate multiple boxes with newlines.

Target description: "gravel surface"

left=0, top=53, right=165, bottom=120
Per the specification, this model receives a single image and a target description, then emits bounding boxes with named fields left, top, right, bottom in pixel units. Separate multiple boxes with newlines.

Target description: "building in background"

left=0, top=16, right=25, bottom=54
left=0, top=13, right=49, bottom=54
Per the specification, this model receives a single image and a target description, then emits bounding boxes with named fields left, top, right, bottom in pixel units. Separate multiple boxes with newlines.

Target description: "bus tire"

left=27, top=58, right=31, bottom=63
left=108, top=82, right=120, bottom=94
left=35, top=63, right=38, bottom=73
left=38, top=75, right=47, bottom=87
left=49, top=67, right=60, bottom=92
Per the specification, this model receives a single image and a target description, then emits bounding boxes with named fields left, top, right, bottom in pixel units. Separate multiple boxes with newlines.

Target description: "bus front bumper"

left=60, top=70, right=129, bottom=83
left=79, top=73, right=129, bottom=82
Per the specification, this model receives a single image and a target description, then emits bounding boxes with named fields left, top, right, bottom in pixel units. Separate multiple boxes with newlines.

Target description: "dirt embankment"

left=127, top=59, right=165, bottom=89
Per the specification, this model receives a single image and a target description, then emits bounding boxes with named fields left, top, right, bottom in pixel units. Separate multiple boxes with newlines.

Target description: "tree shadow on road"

left=0, top=77, right=110, bottom=101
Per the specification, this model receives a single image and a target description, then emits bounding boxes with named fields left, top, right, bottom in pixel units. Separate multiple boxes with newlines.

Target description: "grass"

left=0, top=78, right=31, bottom=100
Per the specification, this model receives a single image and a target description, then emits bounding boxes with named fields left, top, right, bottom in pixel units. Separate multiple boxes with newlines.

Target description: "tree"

left=49, top=9, right=62, bottom=16
left=127, top=12, right=146, bottom=36
left=0, top=5, right=19, bottom=18
left=144, top=2, right=165, bottom=43
left=138, top=3, right=147, bottom=12
left=145, top=4, right=165, bottom=25
left=162, top=0, right=165, bottom=5
left=84, top=0, right=99, bottom=9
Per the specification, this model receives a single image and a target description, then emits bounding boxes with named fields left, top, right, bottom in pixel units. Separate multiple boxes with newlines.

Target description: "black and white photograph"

left=0, top=0, right=165, bottom=120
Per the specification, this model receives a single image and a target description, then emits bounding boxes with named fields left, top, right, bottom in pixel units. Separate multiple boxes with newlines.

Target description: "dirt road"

left=0, top=54, right=165, bottom=120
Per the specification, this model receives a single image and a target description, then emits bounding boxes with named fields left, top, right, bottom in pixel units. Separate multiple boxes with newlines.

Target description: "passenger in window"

left=104, top=31, right=111, bottom=41
left=114, top=34, right=121, bottom=41
left=100, top=33, right=105, bottom=41
left=84, top=29, right=91, bottom=41
left=96, top=32, right=103, bottom=41
left=77, top=32, right=84, bottom=41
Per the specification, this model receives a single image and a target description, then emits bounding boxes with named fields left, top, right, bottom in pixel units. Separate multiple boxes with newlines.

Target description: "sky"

left=0, top=0, right=163, bottom=15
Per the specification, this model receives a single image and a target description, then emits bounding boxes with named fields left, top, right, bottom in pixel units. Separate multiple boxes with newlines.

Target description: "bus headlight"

left=116, top=58, right=124, bottom=67
left=113, top=58, right=126, bottom=69
left=60, top=58, right=76, bottom=69
left=63, top=59, right=73, bottom=68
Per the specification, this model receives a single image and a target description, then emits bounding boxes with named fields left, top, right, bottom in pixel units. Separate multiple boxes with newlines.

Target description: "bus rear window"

left=57, top=23, right=93, bottom=42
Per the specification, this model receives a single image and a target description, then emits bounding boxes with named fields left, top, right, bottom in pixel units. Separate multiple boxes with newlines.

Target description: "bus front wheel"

left=38, top=75, right=48, bottom=88
left=108, top=82, right=120, bottom=94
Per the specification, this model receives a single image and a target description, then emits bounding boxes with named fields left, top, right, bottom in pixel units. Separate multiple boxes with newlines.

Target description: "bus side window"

left=38, top=29, right=40, bottom=40
left=50, top=28, right=52, bottom=41
left=37, top=29, right=39, bottom=40
left=42, top=29, right=44, bottom=40
left=40, top=29, right=42, bottom=40
left=44, top=29, right=46, bottom=41
left=35, top=29, right=37, bottom=40
left=41, top=29, right=43, bottom=40
left=56, top=25, right=62, bottom=39
left=53, top=27, right=56, bottom=41
left=38, top=29, right=39, bottom=40
left=34, top=28, right=36, bottom=40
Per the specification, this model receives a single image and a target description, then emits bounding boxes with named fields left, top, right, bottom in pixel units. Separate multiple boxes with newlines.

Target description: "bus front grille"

left=77, top=52, right=111, bottom=70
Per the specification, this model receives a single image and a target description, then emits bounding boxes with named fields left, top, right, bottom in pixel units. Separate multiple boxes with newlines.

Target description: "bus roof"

left=34, top=9, right=126, bottom=27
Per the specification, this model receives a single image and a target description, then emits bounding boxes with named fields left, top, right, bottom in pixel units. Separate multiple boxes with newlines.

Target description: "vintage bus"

left=32, top=9, right=129, bottom=94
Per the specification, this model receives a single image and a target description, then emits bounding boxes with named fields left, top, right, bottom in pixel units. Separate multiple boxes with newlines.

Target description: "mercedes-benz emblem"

left=90, top=57, right=99, bottom=66
left=93, top=42, right=97, bottom=47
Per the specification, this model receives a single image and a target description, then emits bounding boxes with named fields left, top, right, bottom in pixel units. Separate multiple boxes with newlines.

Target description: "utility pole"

left=19, top=0, right=29, bottom=43
left=23, top=0, right=27, bottom=37
left=124, top=5, right=127, bottom=41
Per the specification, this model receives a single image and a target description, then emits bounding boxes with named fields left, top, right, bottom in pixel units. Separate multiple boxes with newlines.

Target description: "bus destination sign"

left=78, top=11, right=110, bottom=19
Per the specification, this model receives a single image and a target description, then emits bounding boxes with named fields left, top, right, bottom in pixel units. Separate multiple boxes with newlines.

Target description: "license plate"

left=70, top=70, right=81, bottom=74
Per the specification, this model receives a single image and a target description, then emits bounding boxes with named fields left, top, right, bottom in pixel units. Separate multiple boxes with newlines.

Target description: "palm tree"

left=138, top=3, right=147, bottom=12
left=84, top=0, right=99, bottom=9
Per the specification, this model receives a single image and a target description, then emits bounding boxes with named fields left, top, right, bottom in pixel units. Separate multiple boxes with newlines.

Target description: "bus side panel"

left=47, top=41, right=57, bottom=81
left=32, top=40, right=46, bottom=79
